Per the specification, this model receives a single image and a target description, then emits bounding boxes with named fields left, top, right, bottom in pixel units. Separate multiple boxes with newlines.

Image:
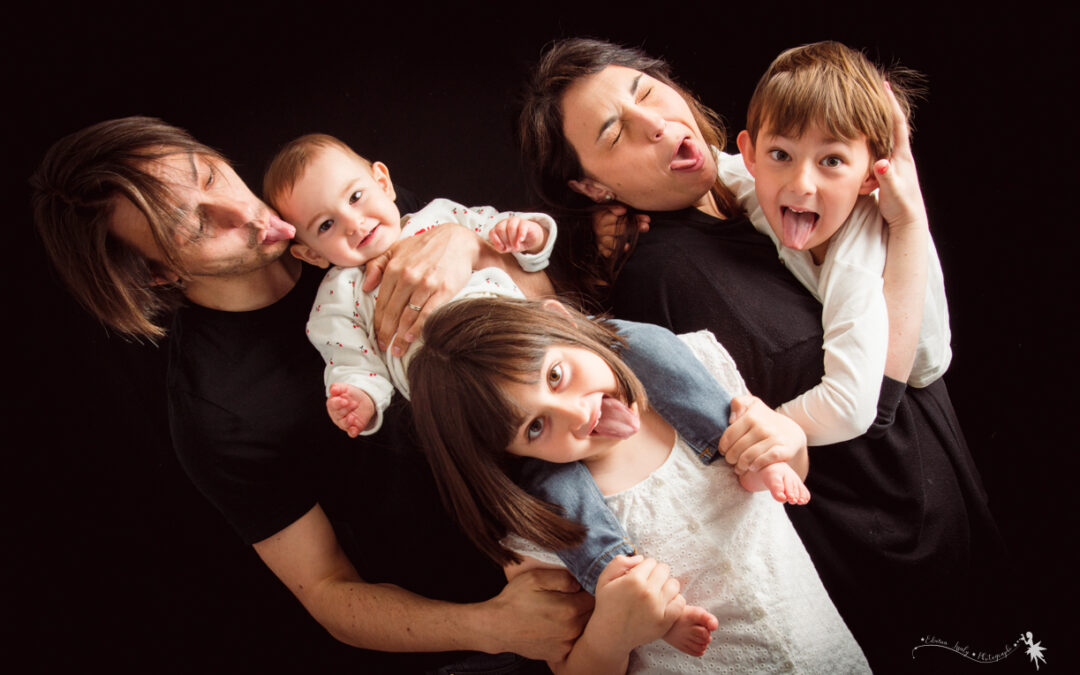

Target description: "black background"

left=5, top=2, right=1077, bottom=672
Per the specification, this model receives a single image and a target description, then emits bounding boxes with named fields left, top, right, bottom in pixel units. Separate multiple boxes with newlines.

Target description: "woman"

left=517, top=38, right=1007, bottom=672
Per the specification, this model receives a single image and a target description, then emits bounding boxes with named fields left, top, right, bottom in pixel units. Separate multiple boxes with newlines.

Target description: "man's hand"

left=362, top=225, right=480, bottom=357
left=482, top=567, right=594, bottom=662
left=326, top=383, right=375, bottom=438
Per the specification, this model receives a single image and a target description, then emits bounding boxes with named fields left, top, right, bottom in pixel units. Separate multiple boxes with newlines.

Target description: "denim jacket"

left=517, top=319, right=731, bottom=593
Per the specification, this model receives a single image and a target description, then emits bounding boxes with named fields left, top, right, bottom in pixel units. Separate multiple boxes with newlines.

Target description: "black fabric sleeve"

left=866, top=375, right=908, bottom=438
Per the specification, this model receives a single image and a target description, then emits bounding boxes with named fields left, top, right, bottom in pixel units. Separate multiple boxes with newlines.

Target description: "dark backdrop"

left=5, top=3, right=1076, bottom=672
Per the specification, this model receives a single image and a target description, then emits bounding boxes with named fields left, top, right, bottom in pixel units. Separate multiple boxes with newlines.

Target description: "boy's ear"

left=289, top=242, right=331, bottom=269
left=539, top=298, right=574, bottom=321
left=859, top=167, right=880, bottom=195
left=567, top=177, right=614, bottom=204
left=371, top=161, right=397, bottom=202
left=735, top=130, right=756, bottom=176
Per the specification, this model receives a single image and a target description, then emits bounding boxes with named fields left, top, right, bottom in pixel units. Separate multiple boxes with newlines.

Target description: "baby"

left=264, top=134, right=556, bottom=437
left=725, top=40, right=951, bottom=445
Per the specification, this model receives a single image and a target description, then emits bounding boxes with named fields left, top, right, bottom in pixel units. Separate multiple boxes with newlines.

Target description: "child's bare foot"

left=663, top=604, right=718, bottom=657
left=738, top=462, right=811, bottom=504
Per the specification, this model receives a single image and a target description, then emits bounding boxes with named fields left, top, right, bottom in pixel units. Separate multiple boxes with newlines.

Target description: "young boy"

left=726, top=41, right=952, bottom=446
left=264, top=134, right=556, bottom=437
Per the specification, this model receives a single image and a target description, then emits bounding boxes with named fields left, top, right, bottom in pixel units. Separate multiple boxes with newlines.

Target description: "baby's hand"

left=718, top=395, right=806, bottom=474
left=489, top=216, right=547, bottom=254
left=326, top=383, right=376, bottom=438
left=592, top=205, right=650, bottom=259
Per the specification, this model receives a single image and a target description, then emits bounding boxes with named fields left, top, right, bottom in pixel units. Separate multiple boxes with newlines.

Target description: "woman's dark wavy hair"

left=517, top=38, right=742, bottom=306
left=408, top=297, right=647, bottom=566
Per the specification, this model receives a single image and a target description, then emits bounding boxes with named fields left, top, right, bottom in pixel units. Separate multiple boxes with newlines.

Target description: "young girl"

left=409, top=297, right=869, bottom=674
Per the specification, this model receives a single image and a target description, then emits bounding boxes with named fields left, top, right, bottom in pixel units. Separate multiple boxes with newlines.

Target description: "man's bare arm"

left=253, top=503, right=589, bottom=659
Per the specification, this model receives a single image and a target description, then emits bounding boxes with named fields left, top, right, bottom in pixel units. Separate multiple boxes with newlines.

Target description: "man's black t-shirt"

left=167, top=191, right=505, bottom=668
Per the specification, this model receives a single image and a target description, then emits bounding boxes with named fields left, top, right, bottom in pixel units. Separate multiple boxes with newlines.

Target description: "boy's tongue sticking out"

left=781, top=206, right=818, bottom=249
left=592, top=395, right=640, bottom=439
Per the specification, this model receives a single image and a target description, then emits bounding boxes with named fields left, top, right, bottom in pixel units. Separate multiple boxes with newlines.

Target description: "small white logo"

left=1020, top=631, right=1047, bottom=671
left=912, top=631, right=1047, bottom=670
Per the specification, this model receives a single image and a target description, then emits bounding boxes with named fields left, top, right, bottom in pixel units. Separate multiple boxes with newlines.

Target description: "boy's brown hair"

left=408, top=296, right=648, bottom=565
left=262, top=133, right=371, bottom=214
left=745, top=41, right=923, bottom=160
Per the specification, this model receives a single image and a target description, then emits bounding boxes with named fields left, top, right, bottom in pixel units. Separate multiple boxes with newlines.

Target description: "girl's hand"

left=875, top=82, right=930, bottom=234
left=718, top=395, right=807, bottom=475
left=489, top=216, right=547, bottom=254
left=588, top=555, right=684, bottom=654
left=592, top=205, right=650, bottom=259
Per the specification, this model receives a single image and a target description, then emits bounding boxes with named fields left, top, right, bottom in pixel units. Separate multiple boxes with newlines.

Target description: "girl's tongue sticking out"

left=592, top=395, right=640, bottom=439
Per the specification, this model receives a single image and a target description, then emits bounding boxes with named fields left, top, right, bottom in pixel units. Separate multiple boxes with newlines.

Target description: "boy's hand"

left=592, top=205, right=650, bottom=259
left=489, top=217, right=547, bottom=254
left=718, top=395, right=807, bottom=474
left=326, top=383, right=376, bottom=438
left=874, top=82, right=929, bottom=234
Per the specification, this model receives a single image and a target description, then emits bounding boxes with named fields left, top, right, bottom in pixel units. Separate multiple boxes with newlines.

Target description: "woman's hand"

left=874, top=82, right=929, bottom=235
left=718, top=395, right=808, bottom=477
left=362, top=224, right=481, bottom=357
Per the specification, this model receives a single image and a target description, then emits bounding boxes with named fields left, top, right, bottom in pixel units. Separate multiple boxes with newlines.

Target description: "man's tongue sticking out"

left=264, top=214, right=296, bottom=244
left=591, top=395, right=640, bottom=439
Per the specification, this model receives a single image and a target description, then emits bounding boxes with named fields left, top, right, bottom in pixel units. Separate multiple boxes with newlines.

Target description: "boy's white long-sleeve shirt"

left=306, top=198, right=557, bottom=435
left=716, top=151, right=951, bottom=445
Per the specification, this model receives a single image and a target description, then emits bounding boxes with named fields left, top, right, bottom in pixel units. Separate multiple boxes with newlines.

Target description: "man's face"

left=108, top=151, right=295, bottom=282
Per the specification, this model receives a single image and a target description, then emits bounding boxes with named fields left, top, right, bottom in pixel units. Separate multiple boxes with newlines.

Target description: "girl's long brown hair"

left=408, top=297, right=647, bottom=565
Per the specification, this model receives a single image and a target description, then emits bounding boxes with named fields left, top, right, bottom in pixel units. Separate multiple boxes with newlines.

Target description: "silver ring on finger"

left=407, top=303, right=422, bottom=312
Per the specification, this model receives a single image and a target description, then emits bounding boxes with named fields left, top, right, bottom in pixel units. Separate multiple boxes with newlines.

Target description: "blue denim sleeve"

left=517, top=458, right=634, bottom=594
left=514, top=319, right=733, bottom=594
left=612, top=319, right=732, bottom=463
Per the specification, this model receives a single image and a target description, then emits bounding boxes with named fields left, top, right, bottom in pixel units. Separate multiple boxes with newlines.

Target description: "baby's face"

left=738, top=122, right=876, bottom=263
left=278, top=145, right=402, bottom=268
